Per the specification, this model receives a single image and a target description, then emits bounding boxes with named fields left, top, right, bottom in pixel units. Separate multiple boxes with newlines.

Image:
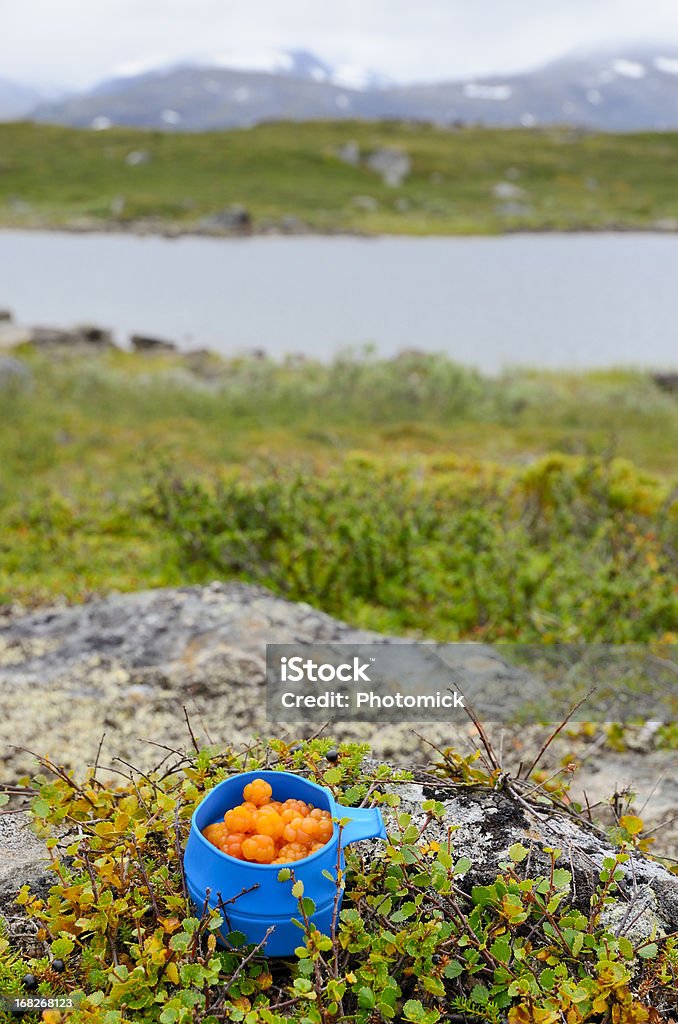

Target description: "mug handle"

left=337, top=805, right=387, bottom=846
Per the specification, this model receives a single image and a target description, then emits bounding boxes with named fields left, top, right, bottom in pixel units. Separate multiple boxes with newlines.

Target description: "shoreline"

left=2, top=219, right=678, bottom=241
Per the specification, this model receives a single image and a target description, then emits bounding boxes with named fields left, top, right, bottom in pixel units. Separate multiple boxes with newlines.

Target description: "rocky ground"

left=1, top=581, right=677, bottom=959
left=0, top=582, right=676, bottom=848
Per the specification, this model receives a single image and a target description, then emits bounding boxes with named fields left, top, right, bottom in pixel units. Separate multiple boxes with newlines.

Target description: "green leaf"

left=539, top=968, right=555, bottom=991
left=301, top=896, right=316, bottom=917
left=277, top=868, right=291, bottom=882
left=323, top=768, right=343, bottom=785
left=443, top=960, right=463, bottom=979
left=403, top=998, right=426, bottom=1022
left=32, top=797, right=50, bottom=818
left=51, top=936, right=75, bottom=958
left=0, top=794, right=9, bottom=807
left=470, top=983, right=489, bottom=1005
left=490, top=936, right=511, bottom=963
left=422, top=976, right=445, bottom=997
left=357, top=987, right=375, bottom=1009
left=390, top=901, right=416, bottom=922
left=291, top=880, right=304, bottom=899
left=508, top=842, right=529, bottom=863
left=453, top=856, right=472, bottom=876
left=637, top=942, right=659, bottom=959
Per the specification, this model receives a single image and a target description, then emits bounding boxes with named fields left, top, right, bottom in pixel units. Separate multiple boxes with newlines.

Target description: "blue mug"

left=184, top=769, right=387, bottom=956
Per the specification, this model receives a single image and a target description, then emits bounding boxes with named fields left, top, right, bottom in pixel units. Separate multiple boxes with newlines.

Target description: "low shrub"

left=1, top=738, right=676, bottom=1023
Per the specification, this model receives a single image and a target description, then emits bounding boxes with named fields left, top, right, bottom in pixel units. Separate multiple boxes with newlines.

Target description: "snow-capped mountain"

left=22, top=46, right=678, bottom=132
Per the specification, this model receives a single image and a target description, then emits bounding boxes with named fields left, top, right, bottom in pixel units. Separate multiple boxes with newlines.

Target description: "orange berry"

left=222, top=833, right=246, bottom=859
left=225, top=805, right=256, bottom=834
left=242, top=834, right=275, bottom=864
left=202, top=823, right=223, bottom=846
left=317, top=819, right=334, bottom=842
left=256, top=810, right=284, bottom=840
left=243, top=779, right=273, bottom=807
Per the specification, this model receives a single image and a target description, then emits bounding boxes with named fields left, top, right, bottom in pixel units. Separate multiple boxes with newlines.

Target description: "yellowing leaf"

left=165, top=962, right=179, bottom=985
left=619, top=815, right=644, bottom=836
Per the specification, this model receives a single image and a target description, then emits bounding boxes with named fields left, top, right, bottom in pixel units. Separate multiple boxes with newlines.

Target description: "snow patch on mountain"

left=611, top=58, right=646, bottom=79
left=654, top=56, right=678, bottom=75
left=463, top=83, right=512, bottom=100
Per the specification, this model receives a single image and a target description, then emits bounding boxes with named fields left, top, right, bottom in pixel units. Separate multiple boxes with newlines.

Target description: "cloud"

left=3, top=0, right=678, bottom=89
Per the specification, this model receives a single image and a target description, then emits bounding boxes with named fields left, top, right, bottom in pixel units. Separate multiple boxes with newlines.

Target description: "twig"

left=462, top=701, right=501, bottom=772
left=521, top=689, right=596, bottom=781
left=132, top=835, right=160, bottom=921
left=222, top=928, right=274, bottom=993
left=92, top=732, right=106, bottom=782
left=174, top=802, right=188, bottom=900
left=183, top=705, right=201, bottom=754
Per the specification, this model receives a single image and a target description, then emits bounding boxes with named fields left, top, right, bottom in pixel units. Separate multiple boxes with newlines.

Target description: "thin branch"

left=521, top=689, right=596, bottom=781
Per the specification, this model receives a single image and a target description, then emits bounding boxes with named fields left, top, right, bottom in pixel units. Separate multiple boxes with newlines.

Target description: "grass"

left=2, top=120, right=678, bottom=234
left=0, top=348, right=675, bottom=641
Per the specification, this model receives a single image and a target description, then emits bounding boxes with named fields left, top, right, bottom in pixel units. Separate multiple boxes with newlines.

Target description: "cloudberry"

left=255, top=810, right=284, bottom=840
left=242, top=834, right=275, bottom=863
left=225, top=805, right=256, bottom=834
left=243, top=779, right=272, bottom=807
left=222, top=833, right=246, bottom=859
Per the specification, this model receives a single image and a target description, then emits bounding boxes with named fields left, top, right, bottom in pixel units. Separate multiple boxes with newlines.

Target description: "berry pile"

left=202, top=778, right=334, bottom=864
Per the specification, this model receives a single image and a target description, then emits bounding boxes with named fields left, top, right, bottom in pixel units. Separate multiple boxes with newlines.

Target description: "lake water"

left=1, top=229, right=676, bottom=372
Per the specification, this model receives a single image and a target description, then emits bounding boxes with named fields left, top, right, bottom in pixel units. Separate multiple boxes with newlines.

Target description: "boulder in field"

left=130, top=333, right=177, bottom=353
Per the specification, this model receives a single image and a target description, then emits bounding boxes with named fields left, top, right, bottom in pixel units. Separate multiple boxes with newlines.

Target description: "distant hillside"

left=2, top=120, right=678, bottom=237
left=0, top=77, right=43, bottom=120
left=25, top=45, right=678, bottom=132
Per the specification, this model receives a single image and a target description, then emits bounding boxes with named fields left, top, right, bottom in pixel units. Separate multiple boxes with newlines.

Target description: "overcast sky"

left=4, top=0, right=678, bottom=90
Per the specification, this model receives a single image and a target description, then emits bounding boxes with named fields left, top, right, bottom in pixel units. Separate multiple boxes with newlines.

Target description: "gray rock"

left=278, top=215, right=306, bottom=233
left=0, top=583, right=520, bottom=779
left=386, top=777, right=678, bottom=933
left=76, top=324, right=114, bottom=346
left=0, top=324, right=32, bottom=351
left=125, top=150, right=150, bottom=167
left=0, top=812, right=50, bottom=955
left=0, top=309, right=12, bottom=322
left=366, top=147, right=411, bottom=187
left=492, top=181, right=528, bottom=200
left=653, top=373, right=678, bottom=394
left=335, top=141, right=360, bottom=166
left=198, top=205, right=251, bottom=233
left=0, top=584, right=676, bottom=864
left=130, top=333, right=177, bottom=353
left=110, top=195, right=125, bottom=216
left=30, top=324, right=114, bottom=349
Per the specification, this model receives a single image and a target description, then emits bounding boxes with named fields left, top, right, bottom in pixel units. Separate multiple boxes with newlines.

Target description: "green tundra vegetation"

left=0, top=348, right=675, bottom=642
left=1, top=738, right=676, bottom=1023
left=2, top=120, right=678, bottom=234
